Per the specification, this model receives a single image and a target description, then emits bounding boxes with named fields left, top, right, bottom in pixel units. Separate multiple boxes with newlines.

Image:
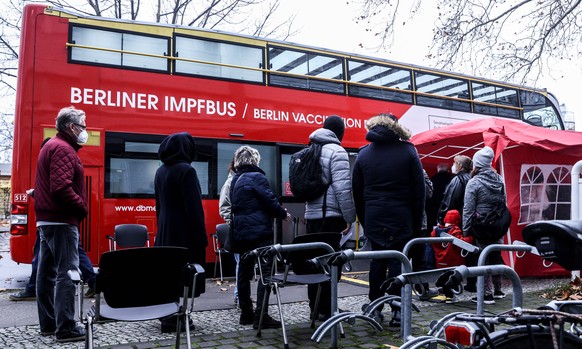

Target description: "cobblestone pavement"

left=0, top=276, right=568, bottom=349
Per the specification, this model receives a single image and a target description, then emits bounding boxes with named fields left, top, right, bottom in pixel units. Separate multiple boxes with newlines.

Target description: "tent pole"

left=570, top=161, right=582, bottom=279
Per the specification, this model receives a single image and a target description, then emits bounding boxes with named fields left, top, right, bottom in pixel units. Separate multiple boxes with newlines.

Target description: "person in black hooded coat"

left=155, top=132, right=208, bottom=265
left=352, top=113, right=425, bottom=326
left=154, top=132, right=207, bottom=333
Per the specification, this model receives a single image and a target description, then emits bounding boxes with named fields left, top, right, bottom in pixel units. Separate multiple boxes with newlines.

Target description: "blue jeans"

left=27, top=230, right=95, bottom=294
left=234, top=253, right=240, bottom=301
left=36, top=225, right=80, bottom=336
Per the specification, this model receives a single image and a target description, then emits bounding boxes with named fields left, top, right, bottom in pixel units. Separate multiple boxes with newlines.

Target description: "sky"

left=1, top=0, right=579, bottom=130
left=279, top=0, right=581, bottom=131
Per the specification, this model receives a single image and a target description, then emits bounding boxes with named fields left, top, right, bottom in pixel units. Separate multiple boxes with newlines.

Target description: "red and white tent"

left=411, top=118, right=582, bottom=277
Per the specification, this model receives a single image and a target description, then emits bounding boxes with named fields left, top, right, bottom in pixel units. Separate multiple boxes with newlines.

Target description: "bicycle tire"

left=477, top=325, right=582, bottom=349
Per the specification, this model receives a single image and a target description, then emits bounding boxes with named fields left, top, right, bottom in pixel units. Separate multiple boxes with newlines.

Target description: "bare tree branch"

left=0, top=0, right=296, bottom=162
left=355, top=0, right=582, bottom=86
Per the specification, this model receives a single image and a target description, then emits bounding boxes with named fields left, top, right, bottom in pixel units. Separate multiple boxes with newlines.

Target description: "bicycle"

left=400, top=219, right=582, bottom=348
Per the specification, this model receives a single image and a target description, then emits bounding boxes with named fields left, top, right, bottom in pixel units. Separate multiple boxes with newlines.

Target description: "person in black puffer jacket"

left=352, top=113, right=425, bottom=327
left=230, top=145, right=290, bottom=329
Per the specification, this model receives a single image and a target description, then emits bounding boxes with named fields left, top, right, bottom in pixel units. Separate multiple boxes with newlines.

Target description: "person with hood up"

left=431, top=209, right=473, bottom=269
left=154, top=132, right=207, bottom=332
left=304, top=115, right=356, bottom=320
left=352, top=113, right=425, bottom=327
left=230, top=145, right=290, bottom=330
left=462, top=146, right=507, bottom=304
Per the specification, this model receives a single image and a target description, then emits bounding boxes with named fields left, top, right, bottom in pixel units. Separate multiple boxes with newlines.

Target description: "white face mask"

left=451, top=163, right=459, bottom=174
left=77, top=130, right=88, bottom=144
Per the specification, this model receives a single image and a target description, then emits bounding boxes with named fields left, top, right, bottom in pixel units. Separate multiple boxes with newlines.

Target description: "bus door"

left=80, top=166, right=101, bottom=264
left=278, top=144, right=306, bottom=244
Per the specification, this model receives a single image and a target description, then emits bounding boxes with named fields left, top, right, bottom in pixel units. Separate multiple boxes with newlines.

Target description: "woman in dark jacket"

left=230, top=145, right=289, bottom=329
left=154, top=132, right=207, bottom=333
left=352, top=113, right=425, bottom=326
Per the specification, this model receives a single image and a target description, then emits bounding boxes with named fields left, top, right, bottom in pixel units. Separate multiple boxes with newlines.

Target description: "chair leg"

left=256, top=284, right=271, bottom=337
left=272, top=283, right=289, bottom=349
left=214, top=253, right=218, bottom=279
left=184, top=313, right=192, bottom=349
left=85, top=315, right=94, bottom=349
left=311, top=284, right=322, bottom=328
left=175, top=313, right=183, bottom=349
left=218, top=251, right=223, bottom=281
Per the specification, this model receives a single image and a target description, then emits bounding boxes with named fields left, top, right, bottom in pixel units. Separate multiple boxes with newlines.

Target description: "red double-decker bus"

left=10, top=4, right=565, bottom=266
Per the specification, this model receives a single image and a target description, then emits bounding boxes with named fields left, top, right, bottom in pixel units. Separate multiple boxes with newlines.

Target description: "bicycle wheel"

left=478, top=325, right=582, bottom=349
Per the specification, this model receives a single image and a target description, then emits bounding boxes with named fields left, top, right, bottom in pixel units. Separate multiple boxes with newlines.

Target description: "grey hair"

left=55, top=106, right=86, bottom=132
left=234, top=145, right=260, bottom=168
left=454, top=155, right=473, bottom=172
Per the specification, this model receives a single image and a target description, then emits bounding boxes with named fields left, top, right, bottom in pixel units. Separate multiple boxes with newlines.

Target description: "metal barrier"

left=313, top=236, right=480, bottom=347
left=398, top=264, right=523, bottom=349
left=474, top=244, right=535, bottom=315
left=312, top=249, right=412, bottom=348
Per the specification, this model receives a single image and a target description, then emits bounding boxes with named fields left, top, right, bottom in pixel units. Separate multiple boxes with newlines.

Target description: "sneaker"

left=9, top=290, right=36, bottom=301
left=493, top=290, right=506, bottom=299
left=372, top=310, right=385, bottom=323
left=464, top=284, right=477, bottom=293
left=471, top=294, right=496, bottom=304
left=429, top=294, right=447, bottom=303
left=418, top=287, right=440, bottom=301
left=445, top=295, right=459, bottom=304
left=55, top=325, right=86, bottom=343
left=40, top=328, right=55, bottom=336
left=84, top=287, right=96, bottom=298
left=253, top=314, right=281, bottom=329
left=484, top=294, right=495, bottom=304
left=388, top=311, right=401, bottom=329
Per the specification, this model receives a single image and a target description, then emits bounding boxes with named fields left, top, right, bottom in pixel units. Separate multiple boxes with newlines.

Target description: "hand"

left=285, top=212, right=292, bottom=222
left=341, top=223, right=352, bottom=235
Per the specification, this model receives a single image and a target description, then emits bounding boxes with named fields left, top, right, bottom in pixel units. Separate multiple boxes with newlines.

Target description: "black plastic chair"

left=256, top=232, right=341, bottom=349
left=70, top=246, right=205, bottom=349
left=106, top=224, right=150, bottom=251
left=211, top=223, right=230, bottom=280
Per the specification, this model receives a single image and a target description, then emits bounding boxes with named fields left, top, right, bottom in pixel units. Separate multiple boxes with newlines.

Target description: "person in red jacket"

left=431, top=209, right=474, bottom=269
left=34, top=106, right=88, bottom=343
left=431, top=209, right=474, bottom=303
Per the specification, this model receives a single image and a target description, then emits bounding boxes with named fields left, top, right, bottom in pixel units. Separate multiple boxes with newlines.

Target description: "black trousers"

left=305, top=216, right=346, bottom=316
left=237, top=242, right=272, bottom=316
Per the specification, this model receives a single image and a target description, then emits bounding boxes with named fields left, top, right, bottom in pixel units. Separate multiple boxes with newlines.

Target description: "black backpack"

left=288, top=143, right=328, bottom=202
left=471, top=202, right=512, bottom=244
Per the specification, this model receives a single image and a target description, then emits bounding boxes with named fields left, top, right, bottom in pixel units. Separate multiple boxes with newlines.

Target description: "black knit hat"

left=323, top=115, right=345, bottom=141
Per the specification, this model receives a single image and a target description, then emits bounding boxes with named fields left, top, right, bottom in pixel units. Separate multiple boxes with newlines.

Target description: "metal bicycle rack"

left=312, top=249, right=412, bottom=348
left=313, top=235, right=480, bottom=348
left=402, top=264, right=524, bottom=349
left=474, top=244, right=536, bottom=315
